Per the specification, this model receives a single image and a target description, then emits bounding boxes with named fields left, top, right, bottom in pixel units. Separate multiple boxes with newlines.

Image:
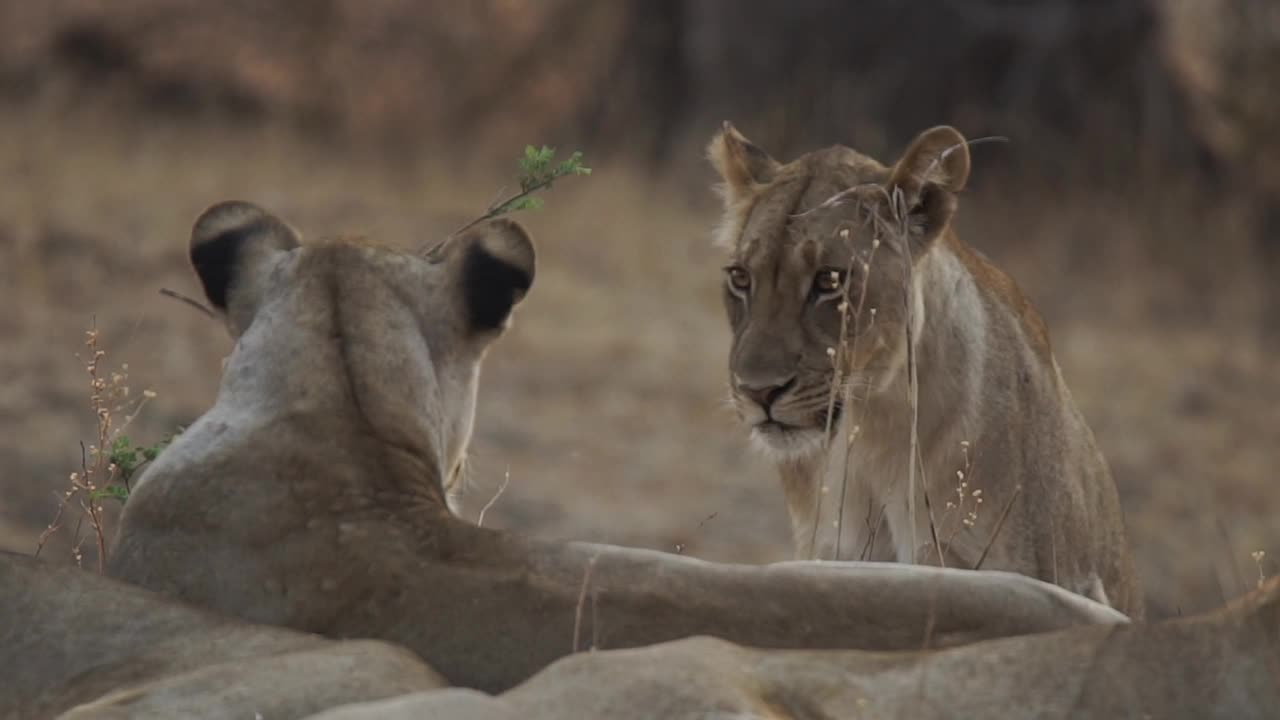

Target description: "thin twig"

left=159, top=287, right=217, bottom=319
left=422, top=172, right=563, bottom=258
left=925, top=136, right=1012, bottom=179
left=674, top=511, right=719, bottom=554
left=35, top=493, right=69, bottom=558
left=572, top=552, right=601, bottom=653
left=1214, top=514, right=1247, bottom=597
left=920, top=483, right=946, bottom=568
left=476, top=466, right=511, bottom=528
left=920, top=577, right=941, bottom=651
left=895, top=185, right=928, bottom=565
left=444, top=175, right=562, bottom=247
left=590, top=585, right=600, bottom=652
left=1050, top=513, right=1059, bottom=586
left=71, top=507, right=87, bottom=568
left=813, top=242, right=858, bottom=559
left=834, top=233, right=878, bottom=559
left=973, top=484, right=1023, bottom=571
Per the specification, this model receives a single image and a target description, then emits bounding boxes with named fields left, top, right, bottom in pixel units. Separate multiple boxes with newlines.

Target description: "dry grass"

left=0, top=107, right=1275, bottom=617
left=34, top=319, right=156, bottom=571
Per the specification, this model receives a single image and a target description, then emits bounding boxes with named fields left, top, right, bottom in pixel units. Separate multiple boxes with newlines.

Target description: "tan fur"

left=104, top=201, right=1125, bottom=696
left=710, top=124, right=1143, bottom=618
left=7, top=551, right=1273, bottom=718
left=313, top=578, right=1280, bottom=719
left=0, top=552, right=445, bottom=720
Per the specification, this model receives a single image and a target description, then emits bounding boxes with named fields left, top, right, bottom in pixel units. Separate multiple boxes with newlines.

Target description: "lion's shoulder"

left=942, top=230, right=1052, bottom=361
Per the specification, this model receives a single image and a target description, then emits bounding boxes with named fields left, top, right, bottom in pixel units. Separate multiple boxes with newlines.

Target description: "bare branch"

left=476, top=467, right=511, bottom=528
left=159, top=287, right=217, bottom=319
left=571, top=552, right=601, bottom=653
left=973, top=484, right=1023, bottom=571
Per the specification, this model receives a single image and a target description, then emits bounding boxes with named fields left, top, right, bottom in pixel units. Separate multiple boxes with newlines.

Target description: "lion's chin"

left=749, top=421, right=827, bottom=460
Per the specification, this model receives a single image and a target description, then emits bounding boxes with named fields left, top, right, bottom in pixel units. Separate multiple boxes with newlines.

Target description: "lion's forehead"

left=738, top=195, right=881, bottom=273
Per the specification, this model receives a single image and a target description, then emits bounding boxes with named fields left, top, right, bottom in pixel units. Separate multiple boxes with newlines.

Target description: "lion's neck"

left=780, top=241, right=988, bottom=561
left=211, top=293, right=450, bottom=511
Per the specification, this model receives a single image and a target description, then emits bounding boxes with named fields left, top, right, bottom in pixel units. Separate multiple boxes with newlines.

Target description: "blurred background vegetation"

left=0, top=0, right=1276, bottom=617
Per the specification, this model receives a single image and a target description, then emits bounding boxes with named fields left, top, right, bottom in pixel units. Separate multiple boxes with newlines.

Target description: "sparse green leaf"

left=89, top=485, right=130, bottom=504
left=450, top=145, right=591, bottom=236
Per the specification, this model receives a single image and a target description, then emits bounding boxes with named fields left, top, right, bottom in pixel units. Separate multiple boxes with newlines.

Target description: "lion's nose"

left=737, top=376, right=797, bottom=412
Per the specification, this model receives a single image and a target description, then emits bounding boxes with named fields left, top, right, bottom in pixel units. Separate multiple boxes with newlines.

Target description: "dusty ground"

left=1, top=109, right=1275, bottom=618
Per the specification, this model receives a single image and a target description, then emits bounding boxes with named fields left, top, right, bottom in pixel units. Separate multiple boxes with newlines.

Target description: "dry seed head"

left=846, top=424, right=861, bottom=447
left=1253, top=550, right=1266, bottom=561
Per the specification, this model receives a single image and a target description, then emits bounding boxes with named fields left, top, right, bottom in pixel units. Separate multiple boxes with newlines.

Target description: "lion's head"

left=708, top=125, right=971, bottom=458
left=184, top=201, right=534, bottom=507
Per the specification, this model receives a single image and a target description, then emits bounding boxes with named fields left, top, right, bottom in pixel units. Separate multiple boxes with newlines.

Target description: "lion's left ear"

left=886, top=126, right=971, bottom=252
left=459, top=218, right=535, bottom=333
left=189, top=201, right=301, bottom=338
left=707, top=121, right=780, bottom=205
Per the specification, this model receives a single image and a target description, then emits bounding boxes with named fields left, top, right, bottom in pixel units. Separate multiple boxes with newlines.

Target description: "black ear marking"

left=463, top=244, right=533, bottom=331
left=189, top=219, right=271, bottom=311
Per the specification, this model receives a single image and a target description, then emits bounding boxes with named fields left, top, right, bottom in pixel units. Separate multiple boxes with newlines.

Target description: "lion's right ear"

left=189, top=201, right=300, bottom=338
left=459, top=218, right=535, bottom=333
left=707, top=121, right=779, bottom=205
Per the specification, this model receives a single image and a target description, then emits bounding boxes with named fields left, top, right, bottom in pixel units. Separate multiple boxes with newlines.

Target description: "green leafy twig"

left=449, top=145, right=591, bottom=238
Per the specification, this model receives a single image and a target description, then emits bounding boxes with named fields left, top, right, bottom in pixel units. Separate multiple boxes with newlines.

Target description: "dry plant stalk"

left=813, top=188, right=946, bottom=565
left=934, top=440, right=985, bottom=561
left=571, top=552, right=601, bottom=653
left=831, top=231, right=880, bottom=560
left=973, top=484, right=1022, bottom=571
left=809, top=228, right=860, bottom=559
left=890, top=186, right=945, bottom=568
left=36, top=319, right=156, bottom=572
left=475, top=466, right=511, bottom=528
left=673, top=512, right=719, bottom=555
left=158, top=287, right=216, bottom=319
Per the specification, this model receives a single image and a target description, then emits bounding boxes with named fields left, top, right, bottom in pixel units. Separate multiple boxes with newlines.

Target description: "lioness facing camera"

left=710, top=124, right=1142, bottom=617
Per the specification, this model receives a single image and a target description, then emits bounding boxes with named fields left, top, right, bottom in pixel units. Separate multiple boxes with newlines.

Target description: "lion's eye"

left=725, top=266, right=751, bottom=293
left=814, top=268, right=845, bottom=295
